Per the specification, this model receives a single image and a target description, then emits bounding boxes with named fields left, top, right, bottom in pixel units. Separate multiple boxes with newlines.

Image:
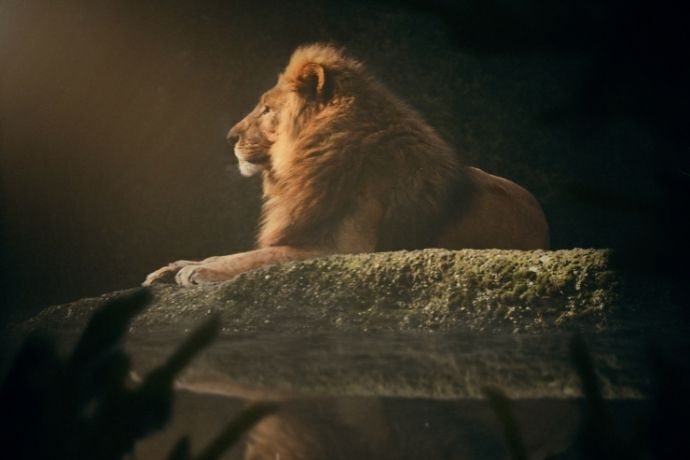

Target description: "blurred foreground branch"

left=0, top=289, right=273, bottom=460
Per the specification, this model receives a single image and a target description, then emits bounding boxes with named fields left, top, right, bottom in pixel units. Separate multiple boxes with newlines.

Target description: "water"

left=120, top=330, right=658, bottom=459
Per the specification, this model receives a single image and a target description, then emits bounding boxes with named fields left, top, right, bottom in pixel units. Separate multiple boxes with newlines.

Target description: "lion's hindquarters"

left=435, top=167, right=549, bottom=250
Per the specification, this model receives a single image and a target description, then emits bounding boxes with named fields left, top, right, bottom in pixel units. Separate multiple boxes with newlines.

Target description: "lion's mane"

left=258, top=44, right=492, bottom=252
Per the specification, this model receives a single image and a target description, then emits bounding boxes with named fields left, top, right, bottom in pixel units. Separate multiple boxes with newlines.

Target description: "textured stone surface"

left=27, top=249, right=619, bottom=333
left=17, top=249, right=686, bottom=399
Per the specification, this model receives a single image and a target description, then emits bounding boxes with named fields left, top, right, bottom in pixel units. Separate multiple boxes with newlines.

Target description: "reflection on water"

left=135, top=389, right=646, bottom=460
left=15, top=314, right=676, bottom=459
left=120, top=331, right=655, bottom=459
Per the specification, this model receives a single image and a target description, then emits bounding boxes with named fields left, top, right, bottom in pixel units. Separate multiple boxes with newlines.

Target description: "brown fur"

left=143, top=44, right=549, bottom=287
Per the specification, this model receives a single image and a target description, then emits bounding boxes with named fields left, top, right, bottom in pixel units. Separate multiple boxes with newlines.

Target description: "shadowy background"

left=1, top=0, right=688, bottom=321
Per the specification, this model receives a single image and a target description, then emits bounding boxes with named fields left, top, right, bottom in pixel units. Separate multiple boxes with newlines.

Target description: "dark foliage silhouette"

left=0, top=289, right=274, bottom=460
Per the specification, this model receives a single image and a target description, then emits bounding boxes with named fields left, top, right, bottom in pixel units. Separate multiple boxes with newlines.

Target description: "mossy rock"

left=16, top=249, right=686, bottom=399
left=28, top=249, right=620, bottom=335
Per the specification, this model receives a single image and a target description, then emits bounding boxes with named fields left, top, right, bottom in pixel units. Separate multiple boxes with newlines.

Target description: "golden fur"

left=143, top=44, right=549, bottom=286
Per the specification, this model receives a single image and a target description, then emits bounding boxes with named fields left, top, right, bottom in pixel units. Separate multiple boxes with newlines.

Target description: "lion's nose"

left=226, top=133, right=239, bottom=146
left=226, top=127, right=240, bottom=146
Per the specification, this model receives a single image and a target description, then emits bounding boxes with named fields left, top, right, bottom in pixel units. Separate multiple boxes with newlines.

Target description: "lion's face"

left=227, top=87, right=288, bottom=177
left=228, top=60, right=336, bottom=177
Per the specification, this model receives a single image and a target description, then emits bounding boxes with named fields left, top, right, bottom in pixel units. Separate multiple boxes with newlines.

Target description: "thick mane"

left=259, top=43, right=470, bottom=250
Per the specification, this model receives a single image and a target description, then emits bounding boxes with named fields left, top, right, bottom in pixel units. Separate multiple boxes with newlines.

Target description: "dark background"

left=1, top=0, right=688, bottom=322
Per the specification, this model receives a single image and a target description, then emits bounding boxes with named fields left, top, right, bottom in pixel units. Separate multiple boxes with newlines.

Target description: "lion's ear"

left=295, top=63, right=331, bottom=102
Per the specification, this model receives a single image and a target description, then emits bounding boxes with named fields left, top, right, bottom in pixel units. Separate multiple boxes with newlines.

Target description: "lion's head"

left=226, top=44, right=362, bottom=177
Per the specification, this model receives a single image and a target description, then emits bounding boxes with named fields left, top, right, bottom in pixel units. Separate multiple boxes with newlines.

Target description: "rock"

left=14, top=249, right=688, bottom=399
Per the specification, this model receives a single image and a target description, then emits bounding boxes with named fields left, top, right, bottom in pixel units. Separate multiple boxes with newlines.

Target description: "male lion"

left=143, top=44, right=549, bottom=287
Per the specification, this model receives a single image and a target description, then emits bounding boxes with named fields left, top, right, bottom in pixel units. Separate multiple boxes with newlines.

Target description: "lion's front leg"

left=169, top=246, right=328, bottom=287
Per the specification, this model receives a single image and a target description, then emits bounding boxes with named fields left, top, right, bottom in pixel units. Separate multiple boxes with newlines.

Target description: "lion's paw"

left=142, top=260, right=199, bottom=286
left=175, top=265, right=200, bottom=286
left=174, top=265, right=217, bottom=286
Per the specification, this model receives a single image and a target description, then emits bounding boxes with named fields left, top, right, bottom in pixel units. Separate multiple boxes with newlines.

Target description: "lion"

left=143, top=44, right=549, bottom=287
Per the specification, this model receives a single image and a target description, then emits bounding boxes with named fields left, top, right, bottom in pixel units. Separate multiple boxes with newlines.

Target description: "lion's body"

left=143, top=44, right=549, bottom=287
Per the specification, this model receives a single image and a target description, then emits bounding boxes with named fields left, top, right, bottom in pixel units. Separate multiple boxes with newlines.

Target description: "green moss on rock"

left=26, top=249, right=618, bottom=335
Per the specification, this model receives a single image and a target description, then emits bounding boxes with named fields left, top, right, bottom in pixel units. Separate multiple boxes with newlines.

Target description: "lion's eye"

left=261, top=105, right=271, bottom=116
